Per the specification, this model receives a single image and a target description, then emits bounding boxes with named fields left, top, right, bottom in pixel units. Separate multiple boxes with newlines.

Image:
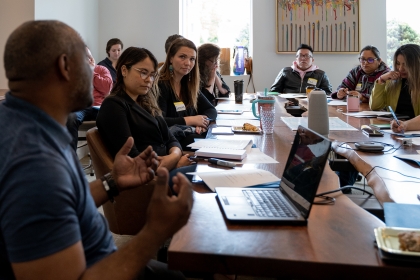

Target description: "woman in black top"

left=157, top=38, right=217, bottom=148
left=98, top=38, right=123, bottom=84
left=97, top=47, right=192, bottom=171
left=197, top=43, right=230, bottom=106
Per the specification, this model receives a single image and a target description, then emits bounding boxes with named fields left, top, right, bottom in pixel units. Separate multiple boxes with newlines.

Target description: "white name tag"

left=355, top=83, right=362, bottom=91
left=174, top=102, right=186, bottom=112
left=307, top=78, right=317, bottom=85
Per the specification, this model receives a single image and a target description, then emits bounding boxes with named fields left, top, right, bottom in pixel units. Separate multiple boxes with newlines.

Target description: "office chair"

left=77, top=120, right=96, bottom=176
left=86, top=127, right=155, bottom=235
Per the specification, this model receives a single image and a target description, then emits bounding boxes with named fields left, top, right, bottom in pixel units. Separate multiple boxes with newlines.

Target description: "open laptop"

left=215, top=125, right=331, bottom=224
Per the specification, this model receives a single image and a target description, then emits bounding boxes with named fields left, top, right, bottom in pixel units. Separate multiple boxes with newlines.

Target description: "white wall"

left=35, top=0, right=99, bottom=61
left=253, top=0, right=387, bottom=92
left=98, top=0, right=386, bottom=93
left=0, top=0, right=35, bottom=88
left=0, top=0, right=387, bottom=91
left=98, top=0, right=179, bottom=63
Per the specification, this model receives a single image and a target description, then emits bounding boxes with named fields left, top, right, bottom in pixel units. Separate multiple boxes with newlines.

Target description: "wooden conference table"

left=168, top=95, right=420, bottom=279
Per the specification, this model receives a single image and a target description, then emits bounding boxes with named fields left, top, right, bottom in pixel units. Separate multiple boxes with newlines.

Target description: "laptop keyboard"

left=243, top=190, right=298, bottom=218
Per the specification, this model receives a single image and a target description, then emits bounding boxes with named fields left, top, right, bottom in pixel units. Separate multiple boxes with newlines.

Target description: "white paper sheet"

left=241, top=147, right=279, bottom=164
left=216, top=119, right=260, bottom=127
left=216, top=103, right=252, bottom=111
left=216, top=111, right=258, bottom=120
left=343, top=111, right=391, bottom=118
left=328, top=100, right=347, bottom=106
left=192, top=169, right=281, bottom=192
left=188, top=139, right=252, bottom=150
left=279, top=93, right=307, bottom=98
left=280, top=117, right=358, bottom=131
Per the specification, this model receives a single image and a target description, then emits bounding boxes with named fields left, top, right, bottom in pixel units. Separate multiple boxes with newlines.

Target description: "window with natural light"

left=180, top=0, right=252, bottom=75
left=386, top=0, right=420, bottom=67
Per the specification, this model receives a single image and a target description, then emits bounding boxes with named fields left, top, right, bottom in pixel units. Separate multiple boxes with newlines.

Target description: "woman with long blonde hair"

left=371, top=44, right=420, bottom=119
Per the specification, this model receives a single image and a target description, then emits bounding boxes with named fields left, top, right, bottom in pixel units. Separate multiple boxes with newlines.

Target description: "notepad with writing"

left=195, top=147, right=247, bottom=160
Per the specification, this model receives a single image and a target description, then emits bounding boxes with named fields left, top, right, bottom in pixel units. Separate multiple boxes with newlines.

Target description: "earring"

left=169, top=64, right=174, bottom=78
left=189, top=72, right=191, bottom=82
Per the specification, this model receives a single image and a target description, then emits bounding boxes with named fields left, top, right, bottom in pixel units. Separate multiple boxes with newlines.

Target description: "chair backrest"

left=86, top=127, right=113, bottom=178
left=86, top=127, right=154, bottom=235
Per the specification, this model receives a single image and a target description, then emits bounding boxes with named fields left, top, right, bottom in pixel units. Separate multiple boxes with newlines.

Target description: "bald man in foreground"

left=0, top=20, right=192, bottom=280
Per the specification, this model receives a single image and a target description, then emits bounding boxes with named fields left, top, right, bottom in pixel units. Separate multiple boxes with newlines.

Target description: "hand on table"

left=185, top=115, right=210, bottom=128
left=391, top=119, right=407, bottom=133
left=337, top=88, right=349, bottom=99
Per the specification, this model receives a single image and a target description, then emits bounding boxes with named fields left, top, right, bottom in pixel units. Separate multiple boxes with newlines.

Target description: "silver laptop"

left=216, top=125, right=331, bottom=224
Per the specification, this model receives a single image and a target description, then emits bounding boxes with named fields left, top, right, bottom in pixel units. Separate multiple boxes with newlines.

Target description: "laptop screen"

left=279, top=125, right=331, bottom=218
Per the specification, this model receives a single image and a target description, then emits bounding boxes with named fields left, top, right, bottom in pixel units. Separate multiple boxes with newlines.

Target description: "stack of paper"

left=188, top=139, right=252, bottom=161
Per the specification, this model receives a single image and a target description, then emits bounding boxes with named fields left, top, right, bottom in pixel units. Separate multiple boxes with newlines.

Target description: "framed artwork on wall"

left=276, top=0, right=360, bottom=53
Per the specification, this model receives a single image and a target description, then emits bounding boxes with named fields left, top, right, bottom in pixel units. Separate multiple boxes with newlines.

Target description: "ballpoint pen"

left=191, top=156, right=236, bottom=168
left=388, top=106, right=404, bottom=134
left=207, top=158, right=236, bottom=168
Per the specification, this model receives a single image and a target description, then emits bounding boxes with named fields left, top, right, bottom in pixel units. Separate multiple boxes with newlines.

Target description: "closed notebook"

left=195, top=147, right=247, bottom=160
left=384, top=202, right=420, bottom=228
left=211, top=127, right=234, bottom=135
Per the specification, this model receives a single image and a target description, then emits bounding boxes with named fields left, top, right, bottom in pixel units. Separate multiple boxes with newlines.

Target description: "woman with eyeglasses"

left=96, top=47, right=193, bottom=171
left=371, top=44, right=420, bottom=120
left=332, top=45, right=390, bottom=102
left=158, top=38, right=217, bottom=149
left=197, top=43, right=230, bottom=106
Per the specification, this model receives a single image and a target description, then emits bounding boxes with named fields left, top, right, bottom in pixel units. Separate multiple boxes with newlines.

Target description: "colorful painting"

left=276, top=0, right=359, bottom=53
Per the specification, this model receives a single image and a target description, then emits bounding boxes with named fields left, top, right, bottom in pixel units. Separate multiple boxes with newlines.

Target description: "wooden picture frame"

left=276, top=0, right=360, bottom=53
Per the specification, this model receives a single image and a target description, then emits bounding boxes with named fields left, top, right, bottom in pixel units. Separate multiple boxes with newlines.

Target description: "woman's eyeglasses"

left=132, top=68, right=158, bottom=81
left=358, top=57, right=378, bottom=64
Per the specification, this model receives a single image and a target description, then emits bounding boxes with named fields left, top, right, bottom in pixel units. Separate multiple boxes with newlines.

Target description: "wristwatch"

left=101, top=173, right=119, bottom=203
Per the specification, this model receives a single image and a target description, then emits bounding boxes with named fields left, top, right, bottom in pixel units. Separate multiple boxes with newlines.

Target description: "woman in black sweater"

left=157, top=38, right=217, bottom=148
left=97, top=47, right=192, bottom=171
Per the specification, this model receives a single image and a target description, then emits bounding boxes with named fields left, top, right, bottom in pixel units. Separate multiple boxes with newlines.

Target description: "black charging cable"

left=316, top=186, right=374, bottom=197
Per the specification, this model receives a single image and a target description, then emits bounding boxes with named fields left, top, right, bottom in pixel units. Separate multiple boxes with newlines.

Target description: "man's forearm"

left=81, top=227, right=164, bottom=280
left=89, top=179, right=110, bottom=207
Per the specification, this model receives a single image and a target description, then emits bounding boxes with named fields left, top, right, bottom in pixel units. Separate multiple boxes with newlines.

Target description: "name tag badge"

left=174, top=102, right=186, bottom=112
left=356, top=83, right=362, bottom=91
left=307, top=78, right=317, bottom=86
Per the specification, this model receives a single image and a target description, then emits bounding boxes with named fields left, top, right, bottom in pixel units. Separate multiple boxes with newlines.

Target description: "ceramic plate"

left=232, top=126, right=262, bottom=134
